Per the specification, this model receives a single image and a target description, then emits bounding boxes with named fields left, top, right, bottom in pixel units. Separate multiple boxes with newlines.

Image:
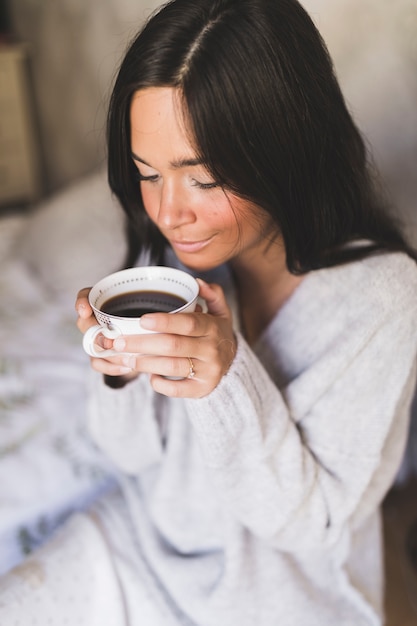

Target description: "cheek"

left=228, top=196, right=270, bottom=234
left=202, top=207, right=237, bottom=239
left=218, top=212, right=239, bottom=234
left=207, top=196, right=238, bottom=228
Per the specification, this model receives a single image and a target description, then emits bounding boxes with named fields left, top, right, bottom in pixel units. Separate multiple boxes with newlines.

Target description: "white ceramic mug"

left=82, top=266, right=199, bottom=358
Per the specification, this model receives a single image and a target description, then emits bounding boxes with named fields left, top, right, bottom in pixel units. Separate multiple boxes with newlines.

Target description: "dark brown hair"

left=107, top=0, right=415, bottom=270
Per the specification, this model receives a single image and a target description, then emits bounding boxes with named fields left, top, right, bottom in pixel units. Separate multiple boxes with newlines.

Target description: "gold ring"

left=187, top=357, right=196, bottom=379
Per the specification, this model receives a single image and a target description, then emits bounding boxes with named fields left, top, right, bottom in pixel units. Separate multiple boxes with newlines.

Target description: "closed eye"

left=135, top=171, right=159, bottom=183
left=191, top=179, right=219, bottom=190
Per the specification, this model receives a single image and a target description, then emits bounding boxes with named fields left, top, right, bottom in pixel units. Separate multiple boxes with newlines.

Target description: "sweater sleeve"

left=87, top=372, right=163, bottom=474
left=184, top=304, right=417, bottom=552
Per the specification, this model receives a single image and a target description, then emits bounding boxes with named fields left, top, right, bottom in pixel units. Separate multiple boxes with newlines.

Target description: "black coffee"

left=101, top=290, right=187, bottom=318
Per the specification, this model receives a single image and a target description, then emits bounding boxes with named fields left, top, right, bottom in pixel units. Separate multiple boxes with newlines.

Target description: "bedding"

left=0, top=170, right=126, bottom=575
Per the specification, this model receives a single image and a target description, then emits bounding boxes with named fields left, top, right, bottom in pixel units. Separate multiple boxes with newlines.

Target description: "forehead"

left=130, top=87, right=194, bottom=151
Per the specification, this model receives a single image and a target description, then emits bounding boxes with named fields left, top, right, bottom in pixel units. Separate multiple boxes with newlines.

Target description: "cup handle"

left=82, top=324, right=122, bottom=358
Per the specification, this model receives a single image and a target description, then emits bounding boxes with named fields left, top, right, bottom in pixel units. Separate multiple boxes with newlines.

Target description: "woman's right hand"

left=75, top=287, right=139, bottom=380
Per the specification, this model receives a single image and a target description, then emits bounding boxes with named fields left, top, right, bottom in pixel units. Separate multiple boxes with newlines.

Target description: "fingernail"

left=113, top=338, right=126, bottom=351
left=140, top=315, right=157, bottom=329
left=119, top=366, right=133, bottom=374
left=122, top=355, right=136, bottom=369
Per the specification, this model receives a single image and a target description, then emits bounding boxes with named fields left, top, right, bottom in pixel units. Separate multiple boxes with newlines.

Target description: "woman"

left=2, top=0, right=417, bottom=624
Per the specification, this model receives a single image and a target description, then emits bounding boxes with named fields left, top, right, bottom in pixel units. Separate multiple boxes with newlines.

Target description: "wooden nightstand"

left=0, top=44, right=41, bottom=207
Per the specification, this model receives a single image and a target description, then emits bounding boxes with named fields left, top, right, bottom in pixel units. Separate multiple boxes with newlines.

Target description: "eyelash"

left=192, top=180, right=219, bottom=190
left=134, top=171, right=218, bottom=190
left=135, top=172, right=157, bottom=183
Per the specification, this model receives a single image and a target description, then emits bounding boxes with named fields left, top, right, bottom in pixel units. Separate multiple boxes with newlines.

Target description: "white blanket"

left=0, top=172, right=126, bottom=575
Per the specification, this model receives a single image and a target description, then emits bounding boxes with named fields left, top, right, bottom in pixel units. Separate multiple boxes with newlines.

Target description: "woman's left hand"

left=110, top=278, right=237, bottom=398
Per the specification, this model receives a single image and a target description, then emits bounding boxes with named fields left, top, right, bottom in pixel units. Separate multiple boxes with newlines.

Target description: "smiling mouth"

left=170, top=237, right=214, bottom=253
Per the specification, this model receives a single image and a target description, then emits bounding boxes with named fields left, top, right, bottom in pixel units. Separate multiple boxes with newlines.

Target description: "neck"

left=231, top=239, right=304, bottom=344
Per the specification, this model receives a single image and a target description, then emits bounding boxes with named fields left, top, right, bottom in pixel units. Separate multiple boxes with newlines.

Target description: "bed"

left=0, top=168, right=127, bottom=575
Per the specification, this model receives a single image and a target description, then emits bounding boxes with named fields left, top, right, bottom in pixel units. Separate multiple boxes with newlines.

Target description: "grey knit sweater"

left=88, top=252, right=417, bottom=626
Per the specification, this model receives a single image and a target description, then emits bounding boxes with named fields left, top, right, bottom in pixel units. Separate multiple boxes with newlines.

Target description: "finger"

left=77, top=310, right=100, bottom=334
left=135, top=354, right=199, bottom=380
left=149, top=373, right=206, bottom=399
left=86, top=331, right=116, bottom=351
left=112, top=330, right=200, bottom=358
left=196, top=279, right=231, bottom=318
left=75, top=287, right=93, bottom=319
left=134, top=311, right=211, bottom=339
left=135, top=345, right=227, bottom=396
left=89, top=355, right=137, bottom=377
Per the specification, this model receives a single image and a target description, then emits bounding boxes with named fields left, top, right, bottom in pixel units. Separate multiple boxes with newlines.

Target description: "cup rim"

left=88, top=266, right=199, bottom=321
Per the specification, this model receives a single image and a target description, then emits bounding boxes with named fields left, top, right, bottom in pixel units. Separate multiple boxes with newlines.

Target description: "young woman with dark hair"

left=1, top=1, right=416, bottom=624
left=107, top=0, right=414, bottom=272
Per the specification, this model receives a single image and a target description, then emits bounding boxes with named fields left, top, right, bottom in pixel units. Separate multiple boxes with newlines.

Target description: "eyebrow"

left=131, top=151, right=203, bottom=169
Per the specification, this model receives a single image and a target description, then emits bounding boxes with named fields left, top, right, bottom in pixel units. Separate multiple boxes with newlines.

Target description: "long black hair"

left=107, top=0, right=415, bottom=271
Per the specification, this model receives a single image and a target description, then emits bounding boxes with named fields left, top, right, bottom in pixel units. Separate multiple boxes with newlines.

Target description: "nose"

left=155, top=179, right=195, bottom=230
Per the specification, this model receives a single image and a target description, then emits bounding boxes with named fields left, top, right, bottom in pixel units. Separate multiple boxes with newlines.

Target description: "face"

left=130, top=87, right=276, bottom=272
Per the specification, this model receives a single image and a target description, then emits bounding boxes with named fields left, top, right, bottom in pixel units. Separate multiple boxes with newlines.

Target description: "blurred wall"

left=8, top=0, right=161, bottom=194
left=301, top=0, right=417, bottom=246
left=7, top=0, right=417, bottom=245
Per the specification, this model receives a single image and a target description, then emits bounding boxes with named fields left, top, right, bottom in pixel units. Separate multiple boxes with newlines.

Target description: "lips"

left=170, top=237, right=214, bottom=253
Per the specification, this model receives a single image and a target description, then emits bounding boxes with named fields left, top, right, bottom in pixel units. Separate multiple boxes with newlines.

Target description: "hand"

left=139, top=278, right=237, bottom=397
left=75, top=287, right=140, bottom=382
left=102, top=278, right=236, bottom=398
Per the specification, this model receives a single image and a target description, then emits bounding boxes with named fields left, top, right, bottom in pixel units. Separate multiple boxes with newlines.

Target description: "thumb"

left=196, top=278, right=231, bottom=318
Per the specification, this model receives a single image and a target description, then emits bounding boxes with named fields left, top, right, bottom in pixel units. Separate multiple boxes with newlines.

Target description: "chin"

left=167, top=243, right=230, bottom=272
left=184, top=261, right=221, bottom=273
left=176, top=254, right=224, bottom=274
